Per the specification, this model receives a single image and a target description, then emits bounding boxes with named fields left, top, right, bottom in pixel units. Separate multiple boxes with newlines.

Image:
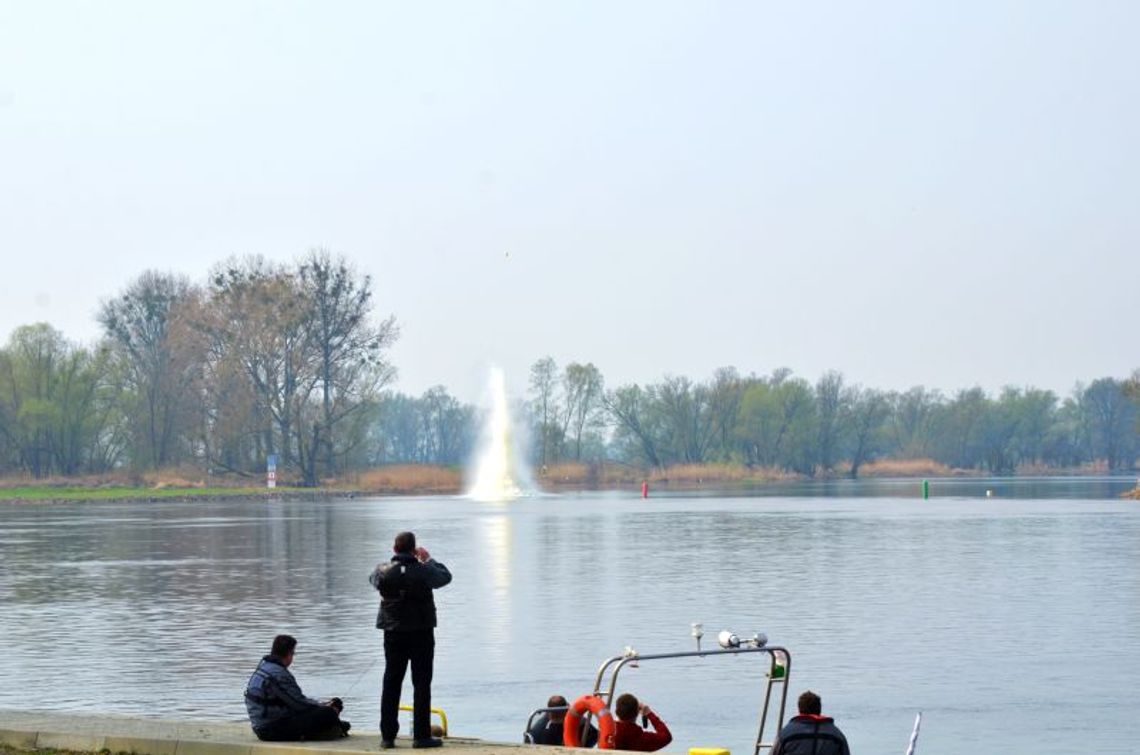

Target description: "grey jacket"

left=370, top=553, right=452, bottom=632
left=771, top=715, right=851, bottom=755
left=244, top=655, right=323, bottom=731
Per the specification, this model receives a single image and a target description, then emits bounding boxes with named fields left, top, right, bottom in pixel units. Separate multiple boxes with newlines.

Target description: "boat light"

left=717, top=630, right=741, bottom=649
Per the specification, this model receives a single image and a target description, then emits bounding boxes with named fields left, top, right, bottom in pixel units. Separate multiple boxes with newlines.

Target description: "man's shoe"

left=412, top=739, right=443, bottom=749
left=380, top=739, right=396, bottom=749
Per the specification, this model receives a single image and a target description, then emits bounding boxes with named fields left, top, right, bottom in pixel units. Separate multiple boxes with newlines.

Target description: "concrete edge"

left=35, top=734, right=108, bottom=753
left=0, top=729, right=360, bottom=755
left=103, top=737, right=179, bottom=755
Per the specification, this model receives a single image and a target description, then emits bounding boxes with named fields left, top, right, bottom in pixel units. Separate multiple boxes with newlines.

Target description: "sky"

left=1, top=1, right=1137, bottom=404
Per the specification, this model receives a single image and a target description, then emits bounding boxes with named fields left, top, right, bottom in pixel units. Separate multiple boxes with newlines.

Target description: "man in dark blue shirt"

left=244, top=635, right=349, bottom=741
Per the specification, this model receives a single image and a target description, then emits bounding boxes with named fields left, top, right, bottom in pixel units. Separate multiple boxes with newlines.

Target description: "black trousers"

left=381, top=630, right=435, bottom=741
left=255, top=705, right=342, bottom=741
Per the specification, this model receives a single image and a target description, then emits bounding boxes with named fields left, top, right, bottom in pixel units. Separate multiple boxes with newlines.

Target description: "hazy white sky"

left=1, top=1, right=1137, bottom=403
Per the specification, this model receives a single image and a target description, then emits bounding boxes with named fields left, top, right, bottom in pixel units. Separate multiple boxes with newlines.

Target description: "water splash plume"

left=467, top=367, right=533, bottom=501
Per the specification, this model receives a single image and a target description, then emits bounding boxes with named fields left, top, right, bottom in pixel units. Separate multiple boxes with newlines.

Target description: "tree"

left=604, top=384, right=663, bottom=468
left=98, top=271, right=199, bottom=469
left=298, top=249, right=398, bottom=476
left=654, top=374, right=717, bottom=464
left=736, top=370, right=816, bottom=471
left=561, top=362, right=604, bottom=461
left=847, top=387, right=889, bottom=478
left=707, top=367, right=747, bottom=462
left=887, top=387, right=942, bottom=459
left=1080, top=378, right=1137, bottom=470
left=198, top=257, right=311, bottom=475
left=529, top=357, right=559, bottom=467
left=0, top=325, right=121, bottom=476
left=815, top=371, right=848, bottom=473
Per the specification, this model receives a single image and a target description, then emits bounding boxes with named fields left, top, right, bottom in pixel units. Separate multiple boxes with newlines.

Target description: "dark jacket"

left=244, top=655, right=323, bottom=732
left=370, top=553, right=452, bottom=632
left=526, top=715, right=598, bottom=747
left=771, top=714, right=851, bottom=755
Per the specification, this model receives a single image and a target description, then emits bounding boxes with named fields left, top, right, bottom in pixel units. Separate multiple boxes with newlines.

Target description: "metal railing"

left=588, top=639, right=790, bottom=755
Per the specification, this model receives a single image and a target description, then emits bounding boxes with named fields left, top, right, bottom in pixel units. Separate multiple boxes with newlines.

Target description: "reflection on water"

left=1, top=484, right=1138, bottom=755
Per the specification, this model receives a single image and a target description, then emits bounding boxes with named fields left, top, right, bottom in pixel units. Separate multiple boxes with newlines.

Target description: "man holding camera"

left=613, top=693, right=672, bottom=752
left=370, top=531, right=452, bottom=749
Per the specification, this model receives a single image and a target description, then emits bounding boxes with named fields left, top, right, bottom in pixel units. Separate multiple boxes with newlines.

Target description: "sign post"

left=267, top=454, right=278, bottom=490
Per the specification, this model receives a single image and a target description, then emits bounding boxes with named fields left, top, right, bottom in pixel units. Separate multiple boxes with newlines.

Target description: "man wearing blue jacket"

left=244, top=635, right=349, bottom=741
left=370, top=531, right=452, bottom=749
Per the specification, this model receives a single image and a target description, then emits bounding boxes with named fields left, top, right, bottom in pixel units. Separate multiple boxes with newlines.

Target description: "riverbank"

left=1, top=461, right=1133, bottom=503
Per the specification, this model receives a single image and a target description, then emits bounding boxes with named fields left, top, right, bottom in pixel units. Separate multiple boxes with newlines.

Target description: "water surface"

left=1, top=484, right=1137, bottom=754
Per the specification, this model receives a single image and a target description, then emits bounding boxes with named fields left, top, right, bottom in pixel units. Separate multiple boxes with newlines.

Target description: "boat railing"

left=589, top=629, right=790, bottom=755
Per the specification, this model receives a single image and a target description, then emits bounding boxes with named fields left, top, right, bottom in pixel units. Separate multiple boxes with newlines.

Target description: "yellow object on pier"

left=398, top=705, right=449, bottom=736
left=690, top=748, right=730, bottom=755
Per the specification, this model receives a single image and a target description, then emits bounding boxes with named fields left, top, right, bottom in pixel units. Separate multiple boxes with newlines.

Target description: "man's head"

left=547, top=695, right=568, bottom=723
left=271, top=634, right=297, bottom=666
left=394, top=531, right=416, bottom=554
left=798, top=690, right=822, bottom=716
left=614, top=693, right=639, bottom=722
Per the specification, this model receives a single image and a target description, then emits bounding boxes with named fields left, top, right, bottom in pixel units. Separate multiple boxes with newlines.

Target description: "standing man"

left=771, top=690, right=851, bottom=755
left=370, top=531, right=452, bottom=749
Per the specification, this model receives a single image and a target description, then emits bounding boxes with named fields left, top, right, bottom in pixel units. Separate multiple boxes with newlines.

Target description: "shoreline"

left=0, top=462, right=1137, bottom=504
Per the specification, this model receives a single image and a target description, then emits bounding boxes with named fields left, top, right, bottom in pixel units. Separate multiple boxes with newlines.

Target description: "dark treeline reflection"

left=1, top=255, right=1138, bottom=479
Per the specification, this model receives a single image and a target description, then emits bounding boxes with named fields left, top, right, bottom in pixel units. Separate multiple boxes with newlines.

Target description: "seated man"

left=771, top=690, right=850, bottom=755
left=244, top=634, right=350, bottom=741
left=526, top=695, right=598, bottom=746
left=612, top=693, right=672, bottom=752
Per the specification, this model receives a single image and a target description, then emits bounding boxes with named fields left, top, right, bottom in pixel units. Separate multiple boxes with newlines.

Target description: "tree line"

left=525, top=360, right=1140, bottom=476
left=1, top=255, right=1138, bottom=480
left=0, top=252, right=401, bottom=484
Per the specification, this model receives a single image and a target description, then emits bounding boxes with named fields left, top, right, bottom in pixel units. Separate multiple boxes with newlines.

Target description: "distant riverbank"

left=2, top=460, right=1135, bottom=503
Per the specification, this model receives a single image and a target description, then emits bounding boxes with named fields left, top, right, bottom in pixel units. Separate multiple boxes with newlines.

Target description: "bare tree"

left=529, top=356, right=558, bottom=468
left=98, top=271, right=199, bottom=468
left=604, top=384, right=663, bottom=469
left=562, top=362, right=604, bottom=460
left=298, top=249, right=398, bottom=477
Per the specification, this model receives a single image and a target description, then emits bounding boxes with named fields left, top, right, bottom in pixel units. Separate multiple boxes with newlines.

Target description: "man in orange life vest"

left=612, top=693, right=672, bottom=752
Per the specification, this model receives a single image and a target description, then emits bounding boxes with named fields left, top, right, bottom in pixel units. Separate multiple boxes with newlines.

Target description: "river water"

left=1, top=482, right=1138, bottom=754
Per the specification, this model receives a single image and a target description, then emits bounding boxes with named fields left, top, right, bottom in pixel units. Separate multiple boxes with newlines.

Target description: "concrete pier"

left=0, top=711, right=574, bottom=755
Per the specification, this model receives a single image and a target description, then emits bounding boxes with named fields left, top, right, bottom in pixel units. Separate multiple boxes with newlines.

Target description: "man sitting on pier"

left=612, top=693, right=672, bottom=752
left=244, top=634, right=351, bottom=741
left=771, top=690, right=850, bottom=755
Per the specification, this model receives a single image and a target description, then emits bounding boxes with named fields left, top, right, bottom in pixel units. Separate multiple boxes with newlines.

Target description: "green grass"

left=0, top=486, right=278, bottom=502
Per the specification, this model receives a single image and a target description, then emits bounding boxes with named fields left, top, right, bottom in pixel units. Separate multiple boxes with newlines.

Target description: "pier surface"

left=0, top=711, right=583, bottom=755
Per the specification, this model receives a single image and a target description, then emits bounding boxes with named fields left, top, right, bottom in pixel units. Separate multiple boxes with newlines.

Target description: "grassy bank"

left=0, top=485, right=271, bottom=502
left=2, top=746, right=75, bottom=755
left=0, top=465, right=464, bottom=503
left=2, top=460, right=1131, bottom=503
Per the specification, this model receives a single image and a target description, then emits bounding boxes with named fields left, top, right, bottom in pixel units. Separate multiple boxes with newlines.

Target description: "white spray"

left=467, top=366, right=533, bottom=501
